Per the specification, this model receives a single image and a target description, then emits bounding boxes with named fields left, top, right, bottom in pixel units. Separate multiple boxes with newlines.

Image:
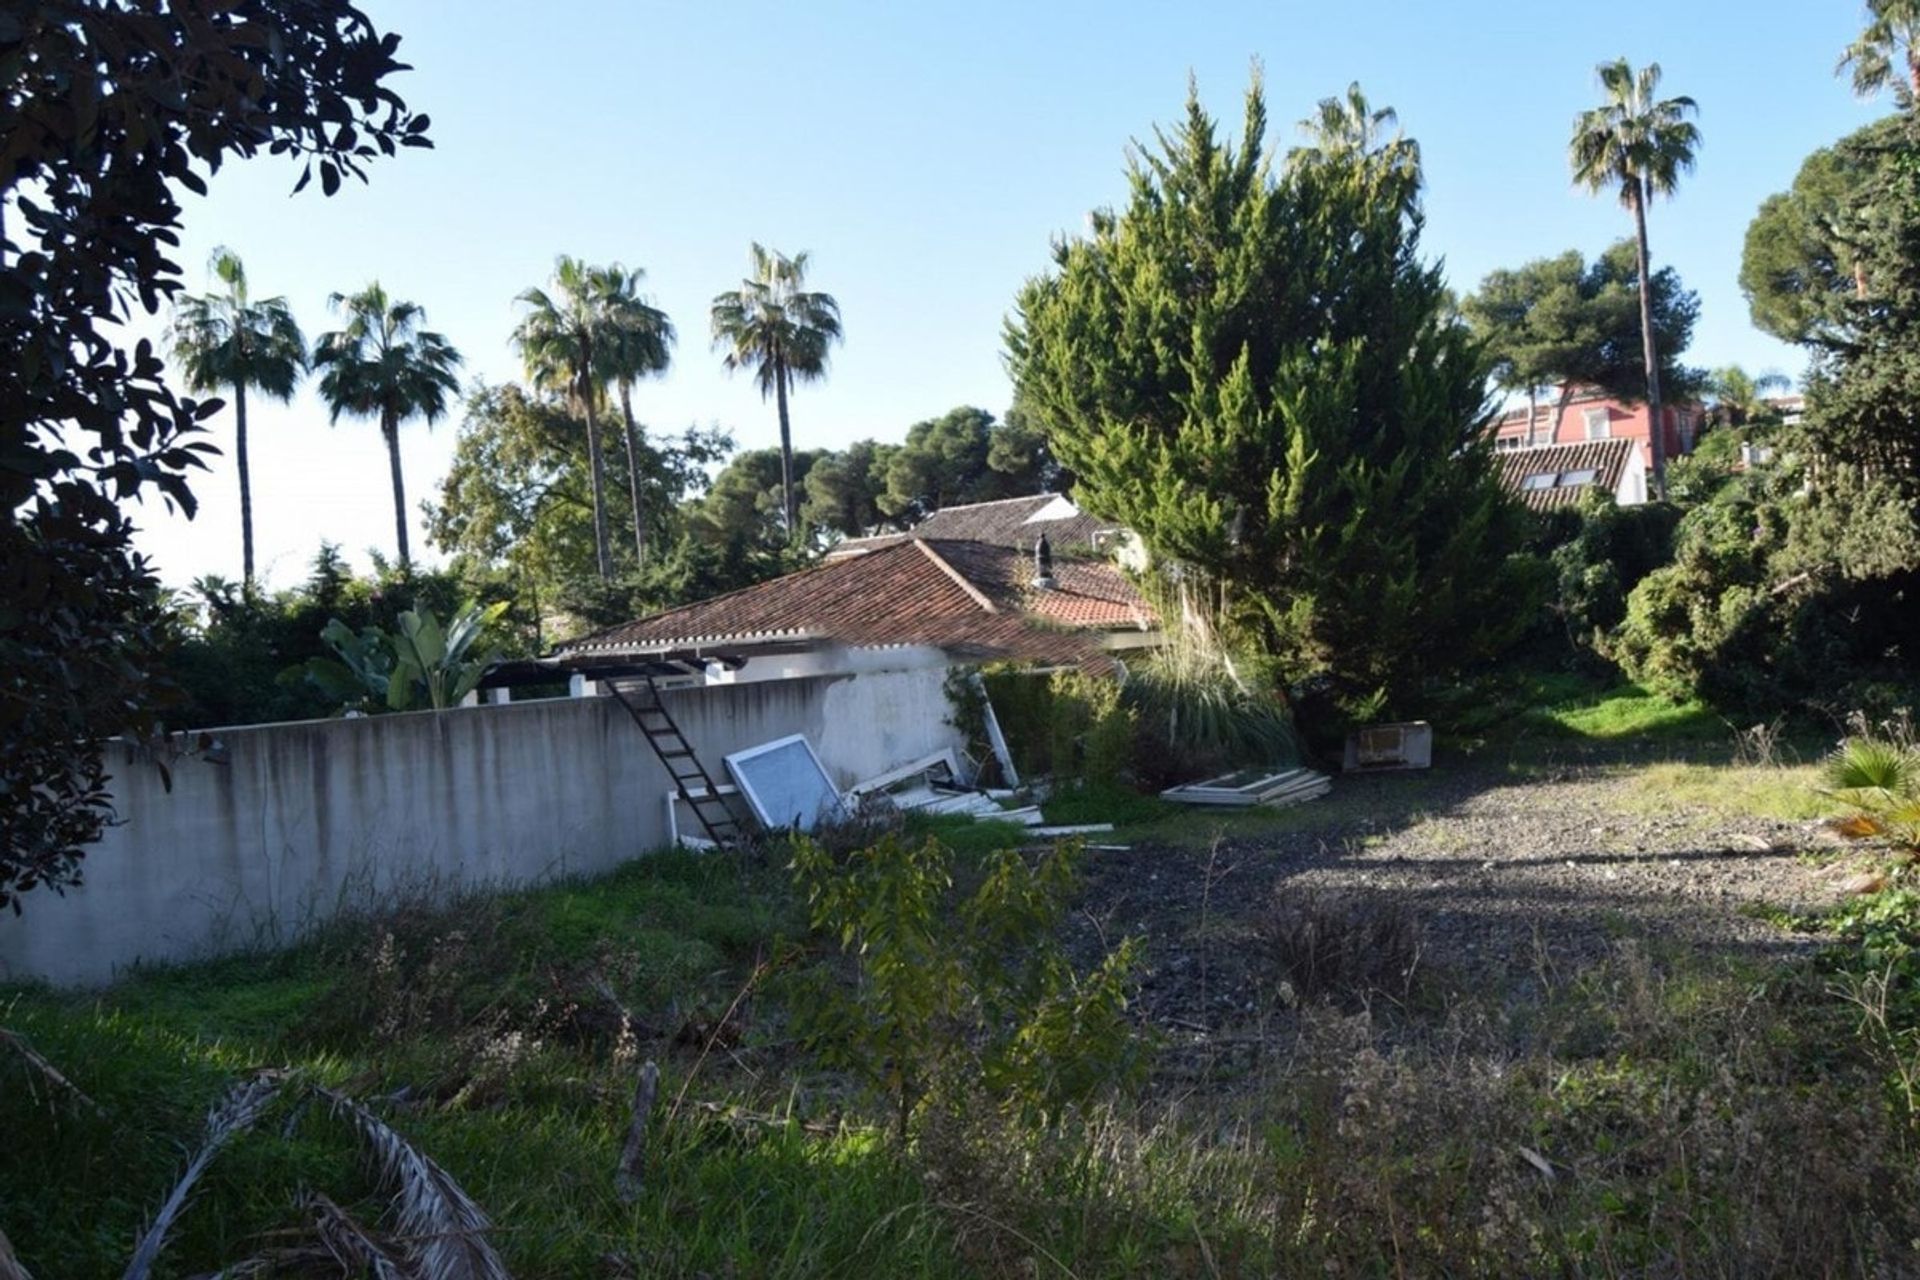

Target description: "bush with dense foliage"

left=1611, top=458, right=1920, bottom=715
left=1609, top=110, right=1920, bottom=718
left=1536, top=494, right=1684, bottom=655
left=165, top=547, right=529, bottom=729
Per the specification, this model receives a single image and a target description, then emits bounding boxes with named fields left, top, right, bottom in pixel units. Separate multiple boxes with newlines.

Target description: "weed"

left=1257, top=886, right=1423, bottom=1006
left=788, top=832, right=1143, bottom=1139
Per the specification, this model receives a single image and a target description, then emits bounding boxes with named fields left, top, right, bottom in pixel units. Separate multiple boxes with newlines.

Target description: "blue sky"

left=135, top=0, right=1893, bottom=589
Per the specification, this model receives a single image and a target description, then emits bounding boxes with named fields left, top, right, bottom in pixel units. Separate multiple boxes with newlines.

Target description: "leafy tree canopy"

left=1801, top=112, right=1920, bottom=495
left=694, top=447, right=824, bottom=551
left=427, top=383, right=732, bottom=637
left=1741, top=115, right=1906, bottom=346
left=878, top=406, right=1055, bottom=523
left=1463, top=240, right=1701, bottom=409
left=802, top=439, right=901, bottom=540
left=1007, top=74, right=1537, bottom=715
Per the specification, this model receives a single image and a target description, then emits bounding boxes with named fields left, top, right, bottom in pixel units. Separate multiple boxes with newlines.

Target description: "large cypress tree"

left=1006, top=76, right=1534, bottom=714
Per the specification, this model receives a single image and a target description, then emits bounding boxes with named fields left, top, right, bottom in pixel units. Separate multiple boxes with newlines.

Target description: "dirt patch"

left=1071, top=762, right=1856, bottom=1059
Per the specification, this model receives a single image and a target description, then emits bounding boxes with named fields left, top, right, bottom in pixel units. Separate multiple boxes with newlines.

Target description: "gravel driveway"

left=1071, top=760, right=1862, bottom=1042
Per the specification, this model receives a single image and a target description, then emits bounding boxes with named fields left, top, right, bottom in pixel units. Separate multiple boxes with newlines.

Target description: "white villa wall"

left=0, top=667, right=964, bottom=987
left=1616, top=444, right=1650, bottom=506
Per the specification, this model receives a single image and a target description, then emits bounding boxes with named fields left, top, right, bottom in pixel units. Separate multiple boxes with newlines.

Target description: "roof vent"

left=1034, top=533, right=1057, bottom=591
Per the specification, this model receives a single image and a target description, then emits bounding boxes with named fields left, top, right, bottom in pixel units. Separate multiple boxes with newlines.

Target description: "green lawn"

left=1530, top=677, right=1722, bottom=740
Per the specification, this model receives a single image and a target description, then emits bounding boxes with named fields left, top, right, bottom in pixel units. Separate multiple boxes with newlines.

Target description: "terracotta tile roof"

left=825, top=493, right=1122, bottom=558
left=930, top=539, right=1152, bottom=629
left=556, top=538, right=1154, bottom=663
left=1497, top=439, right=1636, bottom=512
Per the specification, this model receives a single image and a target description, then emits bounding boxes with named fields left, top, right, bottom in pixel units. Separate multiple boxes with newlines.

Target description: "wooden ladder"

left=608, top=677, right=746, bottom=848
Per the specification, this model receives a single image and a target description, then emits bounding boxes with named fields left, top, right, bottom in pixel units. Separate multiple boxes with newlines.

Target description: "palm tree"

left=168, top=248, right=307, bottom=585
left=514, top=256, right=619, bottom=580
left=1841, top=0, right=1920, bottom=100
left=710, top=244, right=843, bottom=540
left=312, top=283, right=463, bottom=571
left=1295, top=81, right=1419, bottom=172
left=595, top=264, right=675, bottom=568
left=1571, top=59, right=1700, bottom=501
left=1705, top=366, right=1791, bottom=428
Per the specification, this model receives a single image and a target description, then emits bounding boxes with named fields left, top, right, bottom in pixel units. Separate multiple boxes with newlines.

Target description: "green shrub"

left=1611, top=457, right=1920, bottom=717
left=1120, top=644, right=1299, bottom=787
left=788, top=832, right=1143, bottom=1139
left=1053, top=670, right=1134, bottom=790
left=978, top=666, right=1135, bottom=790
left=1544, top=495, right=1683, bottom=650
left=1826, top=728, right=1920, bottom=851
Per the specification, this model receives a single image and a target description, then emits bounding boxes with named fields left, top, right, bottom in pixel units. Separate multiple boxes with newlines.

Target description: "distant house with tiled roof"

left=826, top=493, right=1126, bottom=561
left=1497, top=438, right=1646, bottom=512
left=557, top=535, right=1155, bottom=689
left=1490, top=384, right=1704, bottom=468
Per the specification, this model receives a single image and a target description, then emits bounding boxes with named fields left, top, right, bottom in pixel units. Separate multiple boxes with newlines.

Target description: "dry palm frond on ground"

left=319, top=1086, right=512, bottom=1280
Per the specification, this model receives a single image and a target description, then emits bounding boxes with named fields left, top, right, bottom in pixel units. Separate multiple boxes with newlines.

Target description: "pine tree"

left=1006, top=75, right=1534, bottom=713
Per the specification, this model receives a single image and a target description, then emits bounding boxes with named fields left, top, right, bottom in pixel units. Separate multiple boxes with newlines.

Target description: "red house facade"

left=1490, top=386, right=1704, bottom=465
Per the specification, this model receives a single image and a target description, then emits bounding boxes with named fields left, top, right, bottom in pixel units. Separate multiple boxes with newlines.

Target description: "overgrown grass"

left=903, top=811, right=1033, bottom=859
left=8, top=753, right=1920, bottom=1276
left=1611, top=761, right=1840, bottom=821
left=0, top=850, right=945, bottom=1278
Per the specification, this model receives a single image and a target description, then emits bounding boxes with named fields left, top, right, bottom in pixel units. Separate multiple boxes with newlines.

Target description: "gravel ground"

left=1070, top=760, right=1868, bottom=1044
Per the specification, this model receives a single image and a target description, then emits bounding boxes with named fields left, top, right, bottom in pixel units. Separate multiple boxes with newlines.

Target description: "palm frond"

left=168, top=250, right=306, bottom=400
left=1839, top=0, right=1920, bottom=96
left=709, top=244, right=842, bottom=397
left=123, top=1074, right=285, bottom=1280
left=0, top=1225, right=32, bottom=1280
left=315, top=282, right=463, bottom=427
left=0, top=1028, right=100, bottom=1114
left=1569, top=58, right=1698, bottom=207
left=320, top=1087, right=511, bottom=1280
left=308, top=1190, right=411, bottom=1280
left=1826, top=736, right=1920, bottom=807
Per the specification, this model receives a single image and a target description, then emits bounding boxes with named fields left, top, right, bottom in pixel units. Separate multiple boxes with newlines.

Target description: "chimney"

left=1033, top=533, right=1057, bottom=591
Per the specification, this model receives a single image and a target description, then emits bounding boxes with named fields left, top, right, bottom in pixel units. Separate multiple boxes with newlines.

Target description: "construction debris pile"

left=1159, top=766, right=1332, bottom=809
left=849, top=750, right=1112, bottom=838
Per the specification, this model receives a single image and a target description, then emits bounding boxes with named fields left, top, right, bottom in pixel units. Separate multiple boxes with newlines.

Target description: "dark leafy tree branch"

left=0, top=2, right=430, bottom=911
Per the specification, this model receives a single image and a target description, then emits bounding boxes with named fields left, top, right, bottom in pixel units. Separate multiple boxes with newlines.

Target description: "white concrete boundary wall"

left=0, top=667, right=963, bottom=987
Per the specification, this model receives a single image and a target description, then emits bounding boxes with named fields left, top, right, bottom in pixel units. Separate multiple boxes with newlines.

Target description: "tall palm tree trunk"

left=582, top=392, right=613, bottom=581
left=619, top=382, right=647, bottom=569
left=383, top=409, right=411, bottom=571
left=233, top=382, right=254, bottom=586
left=1630, top=182, right=1668, bottom=501
left=774, top=367, right=796, bottom=540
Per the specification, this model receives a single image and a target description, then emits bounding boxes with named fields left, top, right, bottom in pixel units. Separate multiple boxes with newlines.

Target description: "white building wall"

left=1616, top=445, right=1650, bottom=506
left=0, top=667, right=964, bottom=987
